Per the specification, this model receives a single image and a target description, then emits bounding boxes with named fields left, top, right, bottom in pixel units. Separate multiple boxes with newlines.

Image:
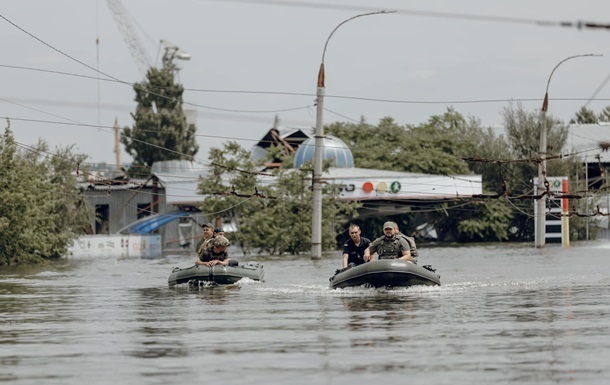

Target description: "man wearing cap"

left=363, top=221, right=414, bottom=263
left=196, top=223, right=214, bottom=256
left=195, top=236, right=231, bottom=267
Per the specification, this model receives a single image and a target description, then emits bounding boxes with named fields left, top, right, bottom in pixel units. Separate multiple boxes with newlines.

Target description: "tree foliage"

left=469, top=103, right=578, bottom=241
left=599, top=106, right=610, bottom=122
left=197, top=141, right=360, bottom=255
left=121, top=68, right=198, bottom=178
left=327, top=108, right=515, bottom=242
left=326, top=110, right=475, bottom=175
left=0, top=123, right=93, bottom=265
left=570, top=106, right=598, bottom=124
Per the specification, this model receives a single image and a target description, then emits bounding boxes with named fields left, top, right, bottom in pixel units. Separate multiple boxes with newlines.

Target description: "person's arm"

left=364, top=238, right=379, bottom=262
left=196, top=250, right=210, bottom=266
left=364, top=247, right=376, bottom=262
left=397, top=238, right=413, bottom=263
left=205, top=253, right=230, bottom=266
left=342, top=253, right=349, bottom=268
left=206, top=259, right=229, bottom=266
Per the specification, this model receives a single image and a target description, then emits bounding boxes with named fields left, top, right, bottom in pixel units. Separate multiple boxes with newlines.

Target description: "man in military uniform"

left=391, top=221, right=418, bottom=264
left=195, top=236, right=231, bottom=267
left=363, top=221, right=415, bottom=263
left=195, top=223, right=214, bottom=256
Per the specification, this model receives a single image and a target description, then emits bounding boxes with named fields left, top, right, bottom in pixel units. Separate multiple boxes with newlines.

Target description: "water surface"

left=1, top=242, right=609, bottom=384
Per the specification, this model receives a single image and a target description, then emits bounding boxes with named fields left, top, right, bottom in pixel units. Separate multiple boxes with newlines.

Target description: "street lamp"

left=535, top=53, right=601, bottom=248
left=311, top=10, right=395, bottom=260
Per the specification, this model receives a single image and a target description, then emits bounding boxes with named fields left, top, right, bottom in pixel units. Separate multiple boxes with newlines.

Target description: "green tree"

left=121, top=68, right=198, bottom=178
left=429, top=199, right=514, bottom=242
left=570, top=106, right=598, bottom=124
left=198, top=141, right=360, bottom=255
left=0, top=123, right=92, bottom=265
left=496, top=103, right=580, bottom=241
left=326, top=109, right=474, bottom=175
left=328, top=108, right=515, bottom=243
left=599, top=106, right=610, bottom=122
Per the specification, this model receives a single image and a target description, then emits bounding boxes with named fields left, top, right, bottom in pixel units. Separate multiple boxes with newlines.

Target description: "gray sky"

left=3, top=0, right=610, bottom=165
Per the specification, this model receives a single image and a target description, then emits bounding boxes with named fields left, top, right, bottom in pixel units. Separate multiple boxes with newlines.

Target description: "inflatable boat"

left=168, top=262, right=264, bottom=286
left=329, top=259, right=440, bottom=289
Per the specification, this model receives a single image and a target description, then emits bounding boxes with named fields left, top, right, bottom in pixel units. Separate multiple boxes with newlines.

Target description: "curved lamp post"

left=311, top=10, right=395, bottom=260
left=535, top=53, right=602, bottom=248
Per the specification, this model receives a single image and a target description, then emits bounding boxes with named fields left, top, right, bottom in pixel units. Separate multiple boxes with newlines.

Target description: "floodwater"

left=1, top=242, right=610, bottom=385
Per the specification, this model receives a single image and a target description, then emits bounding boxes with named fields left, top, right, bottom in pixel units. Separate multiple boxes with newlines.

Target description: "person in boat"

left=195, top=236, right=231, bottom=267
left=342, top=224, right=371, bottom=268
left=195, top=223, right=214, bottom=256
left=391, top=221, right=419, bottom=264
left=213, top=227, right=225, bottom=237
left=363, top=221, right=415, bottom=264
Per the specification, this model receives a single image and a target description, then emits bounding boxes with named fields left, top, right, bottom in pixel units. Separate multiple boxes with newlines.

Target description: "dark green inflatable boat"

left=329, top=259, right=440, bottom=289
left=168, top=262, right=264, bottom=286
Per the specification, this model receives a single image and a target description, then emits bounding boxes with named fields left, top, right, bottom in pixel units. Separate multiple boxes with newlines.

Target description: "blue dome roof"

left=293, top=136, right=354, bottom=168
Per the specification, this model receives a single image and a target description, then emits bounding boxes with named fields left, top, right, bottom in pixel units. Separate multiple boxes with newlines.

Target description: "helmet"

left=212, top=236, right=230, bottom=247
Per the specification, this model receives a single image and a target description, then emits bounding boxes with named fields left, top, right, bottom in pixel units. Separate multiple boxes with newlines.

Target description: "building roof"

left=152, top=160, right=210, bottom=205
left=251, top=127, right=312, bottom=165
left=567, top=123, right=610, bottom=164
left=293, top=136, right=354, bottom=168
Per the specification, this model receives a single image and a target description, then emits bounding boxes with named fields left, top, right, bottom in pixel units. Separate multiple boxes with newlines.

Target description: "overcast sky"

left=3, top=0, right=610, bottom=166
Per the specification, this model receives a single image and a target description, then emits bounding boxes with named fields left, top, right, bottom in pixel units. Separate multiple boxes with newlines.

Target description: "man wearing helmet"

left=195, top=235, right=231, bottom=267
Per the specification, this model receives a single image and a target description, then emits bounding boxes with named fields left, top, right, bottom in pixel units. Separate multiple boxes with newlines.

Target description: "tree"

left=121, top=68, right=198, bottom=178
left=197, top=141, right=360, bottom=255
left=0, top=122, right=92, bottom=265
left=570, top=106, right=598, bottom=124
left=326, top=109, right=474, bottom=175
left=328, top=108, right=515, bottom=242
left=599, top=106, right=610, bottom=122
left=494, top=103, right=582, bottom=241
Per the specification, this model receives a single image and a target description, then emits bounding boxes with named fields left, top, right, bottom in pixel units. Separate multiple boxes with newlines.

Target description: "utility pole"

left=535, top=54, right=601, bottom=247
left=311, top=11, right=394, bottom=260
left=114, top=118, right=122, bottom=176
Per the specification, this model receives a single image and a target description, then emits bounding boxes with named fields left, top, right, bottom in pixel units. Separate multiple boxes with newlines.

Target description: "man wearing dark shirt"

left=342, top=224, right=371, bottom=268
left=196, top=236, right=231, bottom=267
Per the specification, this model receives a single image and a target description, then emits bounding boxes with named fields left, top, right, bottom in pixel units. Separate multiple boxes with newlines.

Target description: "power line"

left=0, top=15, right=311, bottom=115
left=207, top=0, right=610, bottom=32
left=8, top=63, right=610, bottom=108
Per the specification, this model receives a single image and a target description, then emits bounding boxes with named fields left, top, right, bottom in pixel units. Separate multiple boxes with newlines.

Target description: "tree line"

left=3, top=66, right=607, bottom=264
left=197, top=103, right=598, bottom=255
left=0, top=122, right=92, bottom=266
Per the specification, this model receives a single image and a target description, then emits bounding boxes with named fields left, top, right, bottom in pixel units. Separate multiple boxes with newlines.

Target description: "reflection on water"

left=169, top=284, right=241, bottom=305
left=1, top=244, right=610, bottom=384
left=339, top=293, right=422, bottom=331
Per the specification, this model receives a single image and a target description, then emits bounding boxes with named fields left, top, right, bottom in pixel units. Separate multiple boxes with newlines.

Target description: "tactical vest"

left=398, top=234, right=419, bottom=261
left=197, top=238, right=213, bottom=256
left=377, top=237, right=403, bottom=259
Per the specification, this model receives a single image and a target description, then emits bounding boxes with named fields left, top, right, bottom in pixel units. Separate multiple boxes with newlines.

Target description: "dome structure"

left=293, top=136, right=354, bottom=169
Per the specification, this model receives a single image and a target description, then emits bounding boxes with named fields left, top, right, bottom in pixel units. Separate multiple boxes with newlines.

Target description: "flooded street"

left=2, top=242, right=610, bottom=384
